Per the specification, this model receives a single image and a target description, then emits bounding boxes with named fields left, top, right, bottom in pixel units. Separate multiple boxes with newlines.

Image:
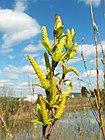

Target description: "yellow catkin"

left=42, top=26, right=50, bottom=47
left=39, top=97, right=49, bottom=125
left=66, top=67, right=79, bottom=76
left=55, top=16, right=62, bottom=29
left=66, top=29, right=72, bottom=49
left=50, top=76, right=57, bottom=105
left=55, top=96, right=66, bottom=119
left=57, top=36, right=66, bottom=50
left=52, top=37, right=66, bottom=62
left=62, top=82, right=73, bottom=96
left=69, top=43, right=78, bottom=58
left=27, top=55, right=50, bottom=90
left=37, top=104, right=42, bottom=121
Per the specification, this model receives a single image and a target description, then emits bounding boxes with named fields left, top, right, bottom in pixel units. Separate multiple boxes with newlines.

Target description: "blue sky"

left=0, top=0, right=104, bottom=97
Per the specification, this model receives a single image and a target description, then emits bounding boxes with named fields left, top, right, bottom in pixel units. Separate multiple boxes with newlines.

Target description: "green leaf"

left=42, top=42, right=52, bottom=55
left=50, top=104, right=59, bottom=109
left=42, top=98, right=50, bottom=105
left=32, top=119, right=44, bottom=126
left=44, top=52, right=51, bottom=80
left=44, top=52, right=51, bottom=70
left=56, top=26, right=64, bottom=38
left=63, top=79, right=71, bottom=84
left=32, top=83, right=43, bottom=88
left=55, top=72, right=61, bottom=77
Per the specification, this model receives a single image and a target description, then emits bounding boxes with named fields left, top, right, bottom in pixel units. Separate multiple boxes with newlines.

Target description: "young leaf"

left=32, top=119, right=44, bottom=126
left=44, top=52, right=51, bottom=79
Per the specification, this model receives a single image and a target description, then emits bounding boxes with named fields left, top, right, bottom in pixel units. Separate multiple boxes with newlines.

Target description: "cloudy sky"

left=0, top=0, right=104, bottom=97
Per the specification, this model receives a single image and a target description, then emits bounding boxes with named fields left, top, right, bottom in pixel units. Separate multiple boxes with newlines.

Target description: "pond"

left=0, top=109, right=105, bottom=140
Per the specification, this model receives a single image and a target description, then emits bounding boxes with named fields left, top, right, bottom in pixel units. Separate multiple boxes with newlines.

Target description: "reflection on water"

left=0, top=109, right=105, bottom=140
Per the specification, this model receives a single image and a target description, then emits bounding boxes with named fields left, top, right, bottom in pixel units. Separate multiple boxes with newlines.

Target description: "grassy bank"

left=0, top=96, right=96, bottom=121
left=66, top=97, right=96, bottom=111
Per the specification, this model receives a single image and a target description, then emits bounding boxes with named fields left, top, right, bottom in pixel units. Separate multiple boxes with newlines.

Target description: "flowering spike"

left=27, top=55, right=50, bottom=90
left=39, top=97, right=49, bottom=125
left=42, top=26, right=52, bottom=54
left=55, top=96, right=66, bottom=119
left=54, top=15, right=64, bottom=37
left=71, top=28, right=76, bottom=41
left=50, top=76, right=57, bottom=106
left=65, top=29, right=72, bottom=49
left=52, top=36, right=66, bottom=62
left=62, top=81, right=73, bottom=96
left=36, top=103, right=42, bottom=121
left=68, top=42, right=78, bottom=59
left=64, top=66, right=79, bottom=76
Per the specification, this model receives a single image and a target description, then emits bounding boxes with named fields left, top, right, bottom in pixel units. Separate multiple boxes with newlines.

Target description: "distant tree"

left=81, top=86, right=89, bottom=97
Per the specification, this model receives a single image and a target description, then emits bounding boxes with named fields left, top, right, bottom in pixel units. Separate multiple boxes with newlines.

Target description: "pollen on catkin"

left=27, top=55, right=50, bottom=90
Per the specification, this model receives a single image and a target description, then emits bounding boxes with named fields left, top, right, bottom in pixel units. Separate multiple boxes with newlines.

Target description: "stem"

left=97, top=32, right=105, bottom=106
left=89, top=0, right=105, bottom=138
left=46, top=119, right=55, bottom=140
left=42, top=126, right=47, bottom=140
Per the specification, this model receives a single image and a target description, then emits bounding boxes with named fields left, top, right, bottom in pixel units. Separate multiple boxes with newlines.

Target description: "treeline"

left=81, top=86, right=105, bottom=105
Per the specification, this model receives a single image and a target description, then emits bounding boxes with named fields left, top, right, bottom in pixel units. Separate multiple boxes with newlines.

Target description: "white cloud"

left=78, top=42, right=105, bottom=57
left=78, top=0, right=102, bottom=7
left=24, top=44, right=37, bottom=52
left=67, top=57, right=82, bottom=65
left=0, top=79, right=14, bottom=87
left=0, top=9, right=41, bottom=50
left=0, top=79, right=11, bottom=84
left=17, top=82, right=29, bottom=87
left=0, top=48, right=13, bottom=53
left=21, top=65, right=34, bottom=73
left=23, top=43, right=43, bottom=53
left=14, top=0, right=28, bottom=12
left=9, top=74, right=18, bottom=80
left=78, top=44, right=95, bottom=56
left=3, top=65, right=19, bottom=73
left=8, top=55, right=15, bottom=60
left=23, top=39, right=53, bottom=54
left=3, top=65, right=34, bottom=74
left=82, top=69, right=103, bottom=77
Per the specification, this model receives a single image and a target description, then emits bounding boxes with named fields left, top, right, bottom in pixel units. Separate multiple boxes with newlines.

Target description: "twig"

left=97, top=32, right=105, bottom=106
left=89, top=0, right=105, bottom=138
left=0, top=109, right=13, bottom=140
